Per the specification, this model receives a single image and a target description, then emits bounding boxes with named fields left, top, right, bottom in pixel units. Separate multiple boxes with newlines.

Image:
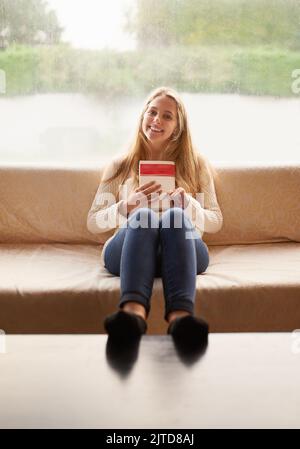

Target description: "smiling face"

left=142, top=95, right=178, bottom=155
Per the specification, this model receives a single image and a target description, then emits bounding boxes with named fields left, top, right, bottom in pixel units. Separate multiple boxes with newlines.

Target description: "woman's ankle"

left=167, top=310, right=191, bottom=324
left=122, top=301, right=147, bottom=321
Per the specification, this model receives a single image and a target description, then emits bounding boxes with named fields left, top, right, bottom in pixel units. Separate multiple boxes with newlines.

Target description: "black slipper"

left=104, top=310, right=147, bottom=341
left=167, top=315, right=209, bottom=349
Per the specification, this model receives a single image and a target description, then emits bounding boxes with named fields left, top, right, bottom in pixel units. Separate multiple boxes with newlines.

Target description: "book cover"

left=139, top=160, right=176, bottom=191
left=139, top=160, right=176, bottom=212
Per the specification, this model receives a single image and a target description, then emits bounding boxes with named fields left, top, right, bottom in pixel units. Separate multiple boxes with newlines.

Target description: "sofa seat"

left=1, top=241, right=299, bottom=334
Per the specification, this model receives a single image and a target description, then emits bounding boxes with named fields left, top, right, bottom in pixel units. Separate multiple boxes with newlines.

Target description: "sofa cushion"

left=204, top=165, right=300, bottom=245
left=0, top=166, right=105, bottom=244
left=0, top=165, right=300, bottom=245
left=0, top=242, right=299, bottom=333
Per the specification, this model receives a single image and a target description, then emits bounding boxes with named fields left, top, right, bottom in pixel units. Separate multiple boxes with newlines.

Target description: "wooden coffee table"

left=0, top=333, right=299, bottom=429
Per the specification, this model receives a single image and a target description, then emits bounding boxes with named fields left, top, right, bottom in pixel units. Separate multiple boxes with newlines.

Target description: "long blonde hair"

left=102, top=86, right=215, bottom=198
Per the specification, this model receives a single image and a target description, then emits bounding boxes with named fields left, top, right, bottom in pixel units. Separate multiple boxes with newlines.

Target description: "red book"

left=139, top=160, right=176, bottom=192
left=139, top=160, right=176, bottom=212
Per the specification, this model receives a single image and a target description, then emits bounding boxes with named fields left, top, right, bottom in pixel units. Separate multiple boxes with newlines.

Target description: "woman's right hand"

left=123, top=181, right=163, bottom=216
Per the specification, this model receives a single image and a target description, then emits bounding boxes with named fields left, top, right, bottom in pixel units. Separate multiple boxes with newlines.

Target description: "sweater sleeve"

left=184, top=167, right=223, bottom=236
left=86, top=157, right=128, bottom=234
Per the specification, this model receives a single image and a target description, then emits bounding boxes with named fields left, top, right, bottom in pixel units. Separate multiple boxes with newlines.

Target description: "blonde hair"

left=102, top=86, right=215, bottom=198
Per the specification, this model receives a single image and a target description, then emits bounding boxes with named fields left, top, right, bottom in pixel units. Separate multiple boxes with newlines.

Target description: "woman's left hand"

left=167, top=187, right=190, bottom=209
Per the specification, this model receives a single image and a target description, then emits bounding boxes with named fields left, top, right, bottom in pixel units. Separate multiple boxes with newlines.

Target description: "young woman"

left=87, top=87, right=223, bottom=348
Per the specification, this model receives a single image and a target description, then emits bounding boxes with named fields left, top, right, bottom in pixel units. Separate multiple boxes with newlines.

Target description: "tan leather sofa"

left=0, top=164, right=299, bottom=334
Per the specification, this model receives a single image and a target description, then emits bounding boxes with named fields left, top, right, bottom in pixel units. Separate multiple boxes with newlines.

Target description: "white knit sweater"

left=87, top=154, right=223, bottom=267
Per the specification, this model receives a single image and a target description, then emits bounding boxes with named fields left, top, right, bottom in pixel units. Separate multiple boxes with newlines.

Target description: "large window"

left=0, top=0, right=299, bottom=165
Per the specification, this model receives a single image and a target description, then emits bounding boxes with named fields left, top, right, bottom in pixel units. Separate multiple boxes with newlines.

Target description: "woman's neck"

left=149, top=147, right=165, bottom=160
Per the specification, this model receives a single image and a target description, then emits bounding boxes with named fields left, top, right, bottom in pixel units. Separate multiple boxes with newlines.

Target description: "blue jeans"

left=104, top=207, right=209, bottom=321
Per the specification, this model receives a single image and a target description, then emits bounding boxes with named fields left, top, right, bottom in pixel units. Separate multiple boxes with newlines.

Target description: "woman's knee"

left=160, top=207, right=192, bottom=230
left=128, top=207, right=159, bottom=230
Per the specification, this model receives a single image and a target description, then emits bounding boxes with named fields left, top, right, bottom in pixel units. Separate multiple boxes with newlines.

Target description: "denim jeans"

left=104, top=207, right=209, bottom=321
